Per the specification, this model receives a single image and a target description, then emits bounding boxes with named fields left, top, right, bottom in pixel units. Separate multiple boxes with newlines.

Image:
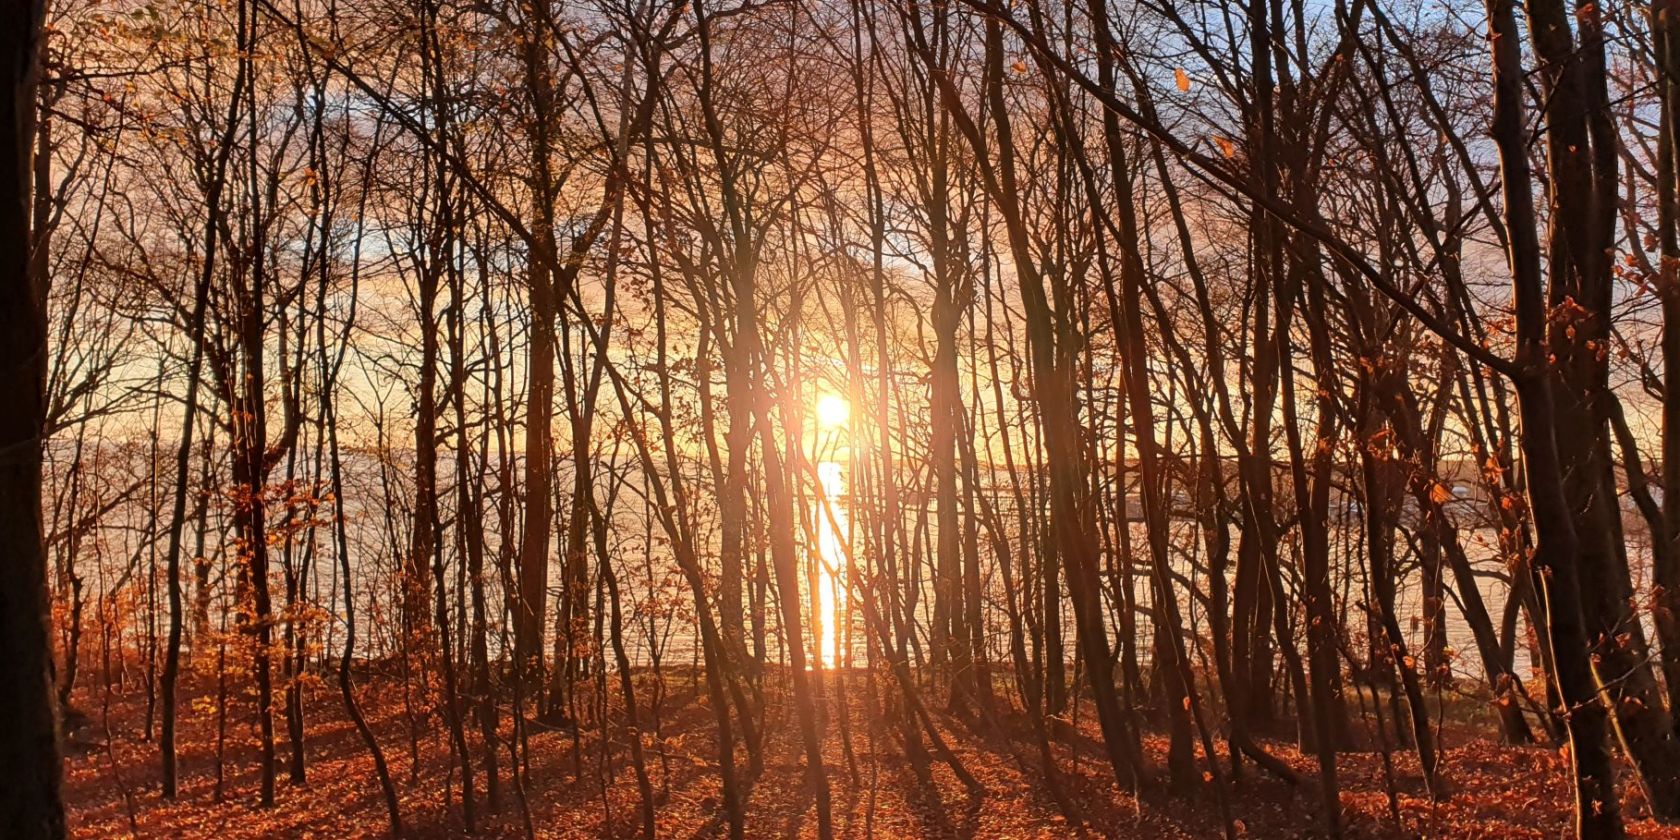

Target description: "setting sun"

left=816, top=393, right=850, bottom=429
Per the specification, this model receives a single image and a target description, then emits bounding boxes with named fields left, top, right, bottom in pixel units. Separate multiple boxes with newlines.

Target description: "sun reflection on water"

left=815, top=460, right=847, bottom=669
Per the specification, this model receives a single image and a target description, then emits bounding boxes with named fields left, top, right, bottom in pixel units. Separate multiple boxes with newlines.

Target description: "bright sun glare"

left=816, top=393, right=850, bottom=429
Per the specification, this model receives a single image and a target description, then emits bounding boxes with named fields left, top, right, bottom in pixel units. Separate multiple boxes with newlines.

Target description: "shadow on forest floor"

left=60, top=664, right=1674, bottom=838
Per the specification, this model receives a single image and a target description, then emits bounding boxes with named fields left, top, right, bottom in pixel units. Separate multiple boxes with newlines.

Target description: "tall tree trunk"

left=1655, top=0, right=1680, bottom=734
left=1528, top=0, right=1680, bottom=814
left=229, top=0, right=277, bottom=802
left=514, top=0, right=562, bottom=707
left=157, top=28, right=245, bottom=791
left=1486, top=0, right=1622, bottom=832
left=0, top=0, right=63, bottom=831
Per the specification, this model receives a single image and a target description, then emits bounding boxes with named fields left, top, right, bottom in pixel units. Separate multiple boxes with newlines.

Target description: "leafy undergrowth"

left=62, top=669, right=1678, bottom=838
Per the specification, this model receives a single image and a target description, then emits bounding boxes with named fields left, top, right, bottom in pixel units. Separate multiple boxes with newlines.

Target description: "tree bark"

left=0, top=0, right=63, bottom=831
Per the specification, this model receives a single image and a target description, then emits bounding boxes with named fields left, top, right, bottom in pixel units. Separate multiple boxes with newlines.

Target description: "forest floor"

left=60, top=666, right=1680, bottom=839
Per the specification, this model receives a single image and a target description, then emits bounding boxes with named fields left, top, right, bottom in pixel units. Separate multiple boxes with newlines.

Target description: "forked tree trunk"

left=1486, top=0, right=1622, bottom=832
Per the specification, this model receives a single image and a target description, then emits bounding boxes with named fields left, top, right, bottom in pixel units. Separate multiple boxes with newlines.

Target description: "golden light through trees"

left=17, top=0, right=1680, bottom=835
